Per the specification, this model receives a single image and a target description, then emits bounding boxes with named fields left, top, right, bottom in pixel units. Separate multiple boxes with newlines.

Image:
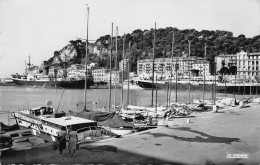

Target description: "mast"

left=203, top=43, right=206, bottom=102
left=127, top=41, right=131, bottom=106
left=224, top=48, right=227, bottom=97
left=114, top=26, right=118, bottom=112
left=214, top=55, right=217, bottom=105
left=151, top=22, right=156, bottom=107
left=27, top=55, right=31, bottom=72
left=155, top=75, right=158, bottom=115
left=168, top=32, right=174, bottom=107
left=108, top=23, right=113, bottom=112
left=188, top=40, right=191, bottom=103
left=84, top=5, right=89, bottom=111
left=175, top=52, right=178, bottom=103
left=121, top=34, right=125, bottom=106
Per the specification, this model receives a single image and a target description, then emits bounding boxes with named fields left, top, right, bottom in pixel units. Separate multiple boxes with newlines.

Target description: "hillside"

left=46, top=27, right=260, bottom=72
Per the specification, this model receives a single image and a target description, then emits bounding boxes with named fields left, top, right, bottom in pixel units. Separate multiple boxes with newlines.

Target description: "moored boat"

left=11, top=103, right=118, bottom=142
left=11, top=74, right=94, bottom=89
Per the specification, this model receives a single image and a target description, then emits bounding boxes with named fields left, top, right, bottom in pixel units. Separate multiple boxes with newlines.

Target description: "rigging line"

left=57, top=89, right=65, bottom=112
left=96, top=87, right=100, bottom=110
left=70, top=89, right=75, bottom=111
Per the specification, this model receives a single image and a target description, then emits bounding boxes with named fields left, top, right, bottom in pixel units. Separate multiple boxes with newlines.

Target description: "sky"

left=0, top=0, right=260, bottom=78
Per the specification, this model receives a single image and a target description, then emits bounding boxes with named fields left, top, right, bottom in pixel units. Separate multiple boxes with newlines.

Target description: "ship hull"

left=12, top=78, right=94, bottom=89
left=137, top=80, right=260, bottom=94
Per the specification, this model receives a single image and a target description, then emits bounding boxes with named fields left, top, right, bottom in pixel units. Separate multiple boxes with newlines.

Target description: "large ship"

left=11, top=73, right=93, bottom=89
left=137, top=77, right=260, bottom=94
left=11, top=57, right=94, bottom=89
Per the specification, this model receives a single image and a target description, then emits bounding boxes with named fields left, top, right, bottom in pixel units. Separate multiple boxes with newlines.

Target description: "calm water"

left=0, top=86, right=255, bottom=124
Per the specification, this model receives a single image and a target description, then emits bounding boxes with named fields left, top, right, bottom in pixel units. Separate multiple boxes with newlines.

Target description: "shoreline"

left=1, top=102, right=260, bottom=164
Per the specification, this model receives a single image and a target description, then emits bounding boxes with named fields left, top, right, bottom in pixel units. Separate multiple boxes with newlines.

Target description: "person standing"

left=68, top=129, right=78, bottom=156
left=57, top=126, right=67, bottom=156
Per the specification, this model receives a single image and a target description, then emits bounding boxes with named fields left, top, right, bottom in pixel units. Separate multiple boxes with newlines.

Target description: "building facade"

left=191, top=60, right=210, bottom=77
left=92, top=68, right=109, bottom=83
left=215, top=54, right=237, bottom=73
left=105, top=70, right=120, bottom=85
left=137, top=55, right=198, bottom=79
left=119, top=59, right=129, bottom=72
left=237, top=51, right=260, bottom=79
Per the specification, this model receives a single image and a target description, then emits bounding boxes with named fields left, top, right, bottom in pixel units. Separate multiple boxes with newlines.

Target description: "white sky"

left=0, top=0, right=260, bottom=78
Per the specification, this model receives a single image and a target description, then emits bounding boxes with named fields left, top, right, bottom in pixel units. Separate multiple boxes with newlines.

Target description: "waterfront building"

left=237, top=50, right=260, bottom=79
left=105, top=70, right=120, bottom=85
left=67, top=64, right=86, bottom=79
left=119, top=59, right=129, bottom=72
left=137, top=55, right=198, bottom=79
left=191, top=60, right=211, bottom=77
left=215, top=54, right=237, bottom=73
left=92, top=68, right=109, bottom=83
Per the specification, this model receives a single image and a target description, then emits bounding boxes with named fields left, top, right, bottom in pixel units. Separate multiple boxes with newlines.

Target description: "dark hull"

left=12, top=79, right=94, bottom=89
left=137, top=80, right=260, bottom=94
left=137, top=80, right=166, bottom=89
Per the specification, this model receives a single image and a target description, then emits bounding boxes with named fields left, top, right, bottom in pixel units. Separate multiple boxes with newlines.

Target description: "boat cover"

left=73, top=111, right=133, bottom=128
left=0, top=122, right=20, bottom=132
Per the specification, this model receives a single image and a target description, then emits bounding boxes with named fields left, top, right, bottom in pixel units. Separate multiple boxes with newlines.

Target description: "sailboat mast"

left=108, top=23, right=113, bottom=112
left=151, top=22, right=156, bottom=107
left=224, top=48, right=227, bottom=97
left=169, top=32, right=174, bottom=105
left=121, top=34, right=125, bottom=105
left=155, top=75, right=158, bottom=115
left=114, top=26, right=118, bottom=112
left=127, top=41, right=131, bottom=106
left=84, top=6, right=89, bottom=111
left=175, top=53, right=178, bottom=102
left=188, top=40, right=191, bottom=103
left=203, top=43, right=206, bottom=102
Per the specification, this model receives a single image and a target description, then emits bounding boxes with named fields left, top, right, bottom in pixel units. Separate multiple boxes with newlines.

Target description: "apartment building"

left=191, top=60, right=210, bottom=77
left=215, top=54, right=237, bottom=72
left=237, top=50, right=260, bottom=79
left=137, top=55, right=197, bottom=78
left=92, top=68, right=109, bottom=82
left=119, top=59, right=129, bottom=72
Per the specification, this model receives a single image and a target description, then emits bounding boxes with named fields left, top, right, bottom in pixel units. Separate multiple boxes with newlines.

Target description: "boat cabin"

left=41, top=116, right=98, bottom=136
left=29, top=107, right=54, bottom=116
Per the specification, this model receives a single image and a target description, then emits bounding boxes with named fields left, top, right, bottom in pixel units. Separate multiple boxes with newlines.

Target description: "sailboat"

left=73, top=20, right=134, bottom=136
left=12, top=6, right=124, bottom=143
left=120, top=23, right=167, bottom=126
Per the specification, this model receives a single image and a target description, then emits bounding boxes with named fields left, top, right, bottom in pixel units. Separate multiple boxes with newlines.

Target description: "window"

left=10, top=133, right=19, bottom=138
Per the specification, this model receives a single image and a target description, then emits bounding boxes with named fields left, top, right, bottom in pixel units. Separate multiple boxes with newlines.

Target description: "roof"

left=42, top=116, right=96, bottom=126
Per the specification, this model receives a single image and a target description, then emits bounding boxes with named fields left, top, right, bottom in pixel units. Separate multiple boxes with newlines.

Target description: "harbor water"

left=0, top=86, right=257, bottom=125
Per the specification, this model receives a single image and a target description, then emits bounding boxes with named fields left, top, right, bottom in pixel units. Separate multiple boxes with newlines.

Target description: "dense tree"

left=47, top=27, right=260, bottom=73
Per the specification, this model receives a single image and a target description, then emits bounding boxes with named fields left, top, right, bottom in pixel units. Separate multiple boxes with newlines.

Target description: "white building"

left=137, top=55, right=198, bottom=79
left=119, top=59, right=129, bottom=72
left=237, top=50, right=260, bottom=79
left=215, top=54, right=237, bottom=72
left=92, top=68, right=109, bottom=82
left=105, top=70, right=120, bottom=85
left=192, top=60, right=210, bottom=77
left=67, top=64, right=86, bottom=80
